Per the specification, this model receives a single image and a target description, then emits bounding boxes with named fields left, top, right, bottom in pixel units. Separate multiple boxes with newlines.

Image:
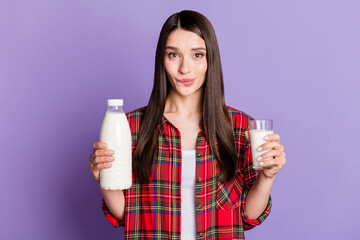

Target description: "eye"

left=193, top=52, right=204, bottom=58
left=168, top=52, right=179, bottom=58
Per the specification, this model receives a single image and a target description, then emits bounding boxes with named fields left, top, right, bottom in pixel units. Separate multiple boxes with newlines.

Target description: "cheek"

left=197, top=62, right=208, bottom=75
left=164, top=60, right=178, bottom=77
left=164, top=60, right=170, bottom=74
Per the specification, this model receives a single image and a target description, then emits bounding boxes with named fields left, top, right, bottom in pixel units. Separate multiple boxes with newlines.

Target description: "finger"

left=93, top=142, right=108, bottom=150
left=89, top=161, right=94, bottom=168
left=245, top=131, right=250, bottom=143
left=259, top=156, right=282, bottom=168
left=95, top=162, right=113, bottom=170
left=94, top=156, right=115, bottom=164
left=89, top=153, right=97, bottom=165
left=266, top=153, right=286, bottom=169
left=89, top=161, right=98, bottom=172
left=280, top=152, right=286, bottom=165
left=257, top=149, right=282, bottom=161
left=265, top=133, right=280, bottom=142
left=94, top=149, right=114, bottom=157
left=258, top=141, right=282, bottom=151
left=280, top=145, right=285, bottom=152
left=275, top=157, right=286, bottom=169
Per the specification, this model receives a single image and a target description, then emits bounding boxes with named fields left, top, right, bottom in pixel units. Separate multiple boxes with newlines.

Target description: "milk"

left=100, top=99, right=132, bottom=190
left=250, top=130, right=273, bottom=170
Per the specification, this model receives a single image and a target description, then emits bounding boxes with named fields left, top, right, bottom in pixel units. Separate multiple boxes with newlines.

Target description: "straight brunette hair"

left=133, top=10, right=237, bottom=184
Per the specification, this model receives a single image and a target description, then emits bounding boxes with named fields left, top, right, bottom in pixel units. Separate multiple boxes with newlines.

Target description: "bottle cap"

left=107, top=99, right=123, bottom=106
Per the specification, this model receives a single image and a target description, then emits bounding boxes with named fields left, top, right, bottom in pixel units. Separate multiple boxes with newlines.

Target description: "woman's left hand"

left=246, top=132, right=286, bottom=179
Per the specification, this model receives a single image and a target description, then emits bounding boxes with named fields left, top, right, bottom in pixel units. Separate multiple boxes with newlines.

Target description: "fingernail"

left=102, top=143, right=108, bottom=147
left=109, top=156, right=115, bottom=160
left=109, top=150, right=114, bottom=154
left=257, top=156, right=262, bottom=161
left=108, top=162, right=112, bottom=166
left=264, top=136, right=269, bottom=140
left=257, top=146, right=263, bottom=152
left=259, top=161, right=264, bottom=166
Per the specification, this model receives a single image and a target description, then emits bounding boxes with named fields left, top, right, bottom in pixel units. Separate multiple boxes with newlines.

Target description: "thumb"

left=245, top=130, right=251, bottom=143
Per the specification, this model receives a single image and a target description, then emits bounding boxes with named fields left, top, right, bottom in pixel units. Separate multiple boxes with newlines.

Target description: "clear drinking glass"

left=249, top=119, right=274, bottom=170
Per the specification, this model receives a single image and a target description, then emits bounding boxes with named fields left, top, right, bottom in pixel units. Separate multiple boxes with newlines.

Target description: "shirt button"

left=197, top=177, right=201, bottom=182
left=198, top=205, right=202, bottom=209
left=197, top=153, right=202, bottom=157
left=199, top=233, right=203, bottom=237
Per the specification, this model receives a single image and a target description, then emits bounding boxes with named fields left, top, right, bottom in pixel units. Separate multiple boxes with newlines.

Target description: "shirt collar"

left=159, top=114, right=205, bottom=135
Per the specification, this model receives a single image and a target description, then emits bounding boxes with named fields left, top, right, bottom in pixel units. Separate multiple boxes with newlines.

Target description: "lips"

left=177, top=78, right=194, bottom=86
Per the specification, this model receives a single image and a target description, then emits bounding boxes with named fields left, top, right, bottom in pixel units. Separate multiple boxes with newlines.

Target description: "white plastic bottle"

left=100, top=99, right=132, bottom=190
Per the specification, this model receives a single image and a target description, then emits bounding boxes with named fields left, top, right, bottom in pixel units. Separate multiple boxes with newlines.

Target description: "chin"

left=178, top=87, right=202, bottom=97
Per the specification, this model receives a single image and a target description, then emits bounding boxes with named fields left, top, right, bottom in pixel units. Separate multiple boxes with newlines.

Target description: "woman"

left=89, top=10, right=286, bottom=239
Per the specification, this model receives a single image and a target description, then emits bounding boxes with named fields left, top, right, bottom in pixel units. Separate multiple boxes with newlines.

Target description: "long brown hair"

left=133, top=10, right=237, bottom=184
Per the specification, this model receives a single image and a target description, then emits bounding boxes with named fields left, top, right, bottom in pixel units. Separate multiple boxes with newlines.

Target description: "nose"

left=178, top=56, right=191, bottom=75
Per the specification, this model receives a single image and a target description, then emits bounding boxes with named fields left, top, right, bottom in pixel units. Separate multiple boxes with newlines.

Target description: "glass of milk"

left=249, top=119, right=274, bottom=170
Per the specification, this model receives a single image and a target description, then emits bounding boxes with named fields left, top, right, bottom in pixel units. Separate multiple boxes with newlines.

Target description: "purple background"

left=1, top=0, right=359, bottom=239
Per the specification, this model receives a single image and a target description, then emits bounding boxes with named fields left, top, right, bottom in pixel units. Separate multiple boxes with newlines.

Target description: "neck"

left=164, top=89, right=203, bottom=114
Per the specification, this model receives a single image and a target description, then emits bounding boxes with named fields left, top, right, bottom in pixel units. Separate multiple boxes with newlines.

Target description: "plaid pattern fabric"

left=102, top=106, right=272, bottom=239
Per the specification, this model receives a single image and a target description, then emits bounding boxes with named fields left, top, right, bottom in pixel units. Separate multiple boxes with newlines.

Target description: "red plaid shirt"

left=102, top=106, right=271, bottom=239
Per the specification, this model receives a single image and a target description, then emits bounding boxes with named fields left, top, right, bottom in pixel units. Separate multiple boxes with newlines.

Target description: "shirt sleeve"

left=102, top=198, right=125, bottom=228
left=240, top=145, right=272, bottom=231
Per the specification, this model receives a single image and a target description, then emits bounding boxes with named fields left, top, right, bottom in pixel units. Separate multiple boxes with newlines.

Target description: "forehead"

left=166, top=29, right=206, bottom=49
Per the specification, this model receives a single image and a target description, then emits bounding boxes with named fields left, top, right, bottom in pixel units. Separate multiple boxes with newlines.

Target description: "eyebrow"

left=165, top=46, right=206, bottom=51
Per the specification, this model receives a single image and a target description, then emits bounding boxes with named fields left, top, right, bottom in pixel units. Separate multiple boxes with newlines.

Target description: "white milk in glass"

left=250, top=130, right=273, bottom=170
left=100, top=99, right=132, bottom=190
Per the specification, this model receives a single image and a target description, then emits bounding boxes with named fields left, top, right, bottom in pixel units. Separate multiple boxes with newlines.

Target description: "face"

left=164, top=29, right=207, bottom=98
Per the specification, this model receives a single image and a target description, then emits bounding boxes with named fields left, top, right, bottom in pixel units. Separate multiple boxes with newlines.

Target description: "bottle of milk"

left=100, top=99, right=132, bottom=190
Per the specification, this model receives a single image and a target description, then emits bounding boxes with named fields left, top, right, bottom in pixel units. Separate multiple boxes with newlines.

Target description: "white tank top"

left=181, top=150, right=196, bottom=239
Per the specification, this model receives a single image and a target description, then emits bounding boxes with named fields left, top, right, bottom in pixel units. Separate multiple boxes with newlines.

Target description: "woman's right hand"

left=89, top=142, right=115, bottom=183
